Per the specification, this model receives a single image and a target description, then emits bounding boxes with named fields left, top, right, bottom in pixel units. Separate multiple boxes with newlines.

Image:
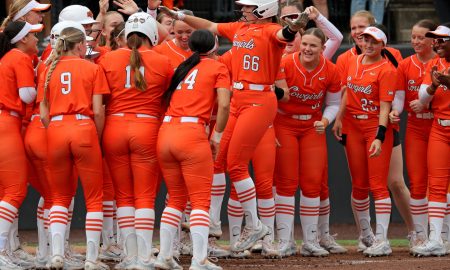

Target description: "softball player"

left=389, top=20, right=438, bottom=249
left=0, top=20, right=42, bottom=270
left=159, top=0, right=308, bottom=252
left=413, top=25, right=450, bottom=257
left=334, top=10, right=415, bottom=250
left=274, top=27, right=341, bottom=257
left=156, top=29, right=230, bottom=270
left=100, top=12, right=173, bottom=269
left=38, top=26, right=109, bottom=270
left=341, top=27, right=396, bottom=257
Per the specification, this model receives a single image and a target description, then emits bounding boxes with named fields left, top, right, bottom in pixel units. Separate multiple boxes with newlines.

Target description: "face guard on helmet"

left=234, top=0, right=278, bottom=21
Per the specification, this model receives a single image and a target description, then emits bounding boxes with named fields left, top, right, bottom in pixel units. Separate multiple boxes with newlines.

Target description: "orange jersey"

left=336, top=46, right=402, bottom=85
left=422, top=57, right=450, bottom=119
left=99, top=48, right=173, bottom=116
left=396, top=54, right=437, bottom=113
left=94, top=46, right=111, bottom=64
left=217, top=22, right=285, bottom=85
left=218, top=50, right=233, bottom=72
left=278, top=53, right=340, bottom=115
left=37, top=56, right=110, bottom=117
left=345, top=54, right=396, bottom=116
left=166, top=58, right=230, bottom=123
left=40, top=44, right=52, bottom=62
left=153, top=39, right=192, bottom=68
left=0, top=49, right=36, bottom=115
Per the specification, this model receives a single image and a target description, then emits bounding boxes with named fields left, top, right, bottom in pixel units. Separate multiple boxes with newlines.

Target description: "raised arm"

left=158, top=6, right=218, bottom=34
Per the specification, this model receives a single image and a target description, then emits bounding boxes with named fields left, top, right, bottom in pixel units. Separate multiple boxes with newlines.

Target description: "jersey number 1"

left=125, top=65, right=145, bottom=88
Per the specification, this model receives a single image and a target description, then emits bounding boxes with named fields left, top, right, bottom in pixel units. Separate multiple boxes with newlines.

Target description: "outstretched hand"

left=282, top=11, right=309, bottom=32
left=158, top=5, right=180, bottom=19
left=113, top=0, right=139, bottom=15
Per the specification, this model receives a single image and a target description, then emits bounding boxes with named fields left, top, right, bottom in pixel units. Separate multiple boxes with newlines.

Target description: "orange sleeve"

left=214, top=63, right=231, bottom=89
left=217, top=22, right=244, bottom=42
left=14, top=55, right=35, bottom=88
left=327, top=63, right=341, bottom=93
left=379, top=69, right=396, bottom=102
left=266, top=24, right=285, bottom=47
left=93, top=65, right=110, bottom=95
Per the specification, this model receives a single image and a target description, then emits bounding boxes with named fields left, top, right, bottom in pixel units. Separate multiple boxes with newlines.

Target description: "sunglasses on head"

left=280, top=13, right=301, bottom=21
left=433, top=37, right=450, bottom=44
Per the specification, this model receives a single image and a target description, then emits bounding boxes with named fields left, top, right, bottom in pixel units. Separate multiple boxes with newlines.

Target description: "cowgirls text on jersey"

left=407, top=79, right=420, bottom=92
left=346, top=78, right=373, bottom=95
left=289, top=86, right=325, bottom=102
left=233, top=38, right=255, bottom=50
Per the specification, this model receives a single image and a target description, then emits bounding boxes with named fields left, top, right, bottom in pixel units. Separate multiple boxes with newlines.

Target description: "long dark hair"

left=164, top=29, right=217, bottom=104
left=0, top=21, right=26, bottom=58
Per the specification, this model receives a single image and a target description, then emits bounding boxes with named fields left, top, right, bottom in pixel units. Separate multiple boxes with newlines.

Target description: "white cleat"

left=443, top=240, right=450, bottom=255
left=207, top=238, right=231, bottom=258
left=230, top=250, right=251, bottom=259
left=250, top=240, right=262, bottom=253
left=154, top=255, right=182, bottom=270
left=189, top=258, right=222, bottom=270
left=300, top=241, right=329, bottom=257
left=134, top=257, right=155, bottom=270
left=0, top=250, right=24, bottom=270
left=99, top=244, right=122, bottom=262
left=357, top=233, right=375, bottom=252
left=278, top=239, right=296, bottom=258
left=231, top=221, right=269, bottom=252
left=84, top=260, right=110, bottom=270
left=113, top=256, right=136, bottom=270
left=319, top=234, right=347, bottom=254
left=261, top=235, right=280, bottom=258
left=50, top=255, right=64, bottom=270
left=410, top=239, right=447, bottom=257
left=363, top=239, right=392, bottom=257
left=7, top=248, right=35, bottom=269
left=66, top=244, right=86, bottom=262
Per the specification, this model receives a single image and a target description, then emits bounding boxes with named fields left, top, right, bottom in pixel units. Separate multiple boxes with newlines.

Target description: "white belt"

left=291, top=114, right=312, bottom=121
left=415, top=112, right=434, bottom=119
left=353, top=114, right=369, bottom=120
left=233, top=82, right=268, bottom=91
left=0, top=110, right=19, bottom=117
left=51, top=114, right=90, bottom=121
left=31, top=114, right=40, bottom=121
left=437, top=119, right=450, bottom=127
left=163, top=116, right=200, bottom=123
left=111, top=113, right=157, bottom=118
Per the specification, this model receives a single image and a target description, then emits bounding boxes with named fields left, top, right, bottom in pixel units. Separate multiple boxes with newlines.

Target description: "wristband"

left=274, top=86, right=285, bottom=100
left=375, top=125, right=387, bottom=143
left=282, top=25, right=297, bottom=42
left=211, top=130, right=223, bottom=144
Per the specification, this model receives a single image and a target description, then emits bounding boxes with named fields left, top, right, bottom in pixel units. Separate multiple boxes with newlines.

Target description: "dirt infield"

left=19, top=224, right=450, bottom=269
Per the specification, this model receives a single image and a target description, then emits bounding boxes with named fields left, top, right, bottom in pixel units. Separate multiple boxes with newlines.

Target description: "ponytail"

left=164, top=52, right=201, bottom=104
left=127, top=33, right=147, bottom=92
left=381, top=48, right=398, bottom=68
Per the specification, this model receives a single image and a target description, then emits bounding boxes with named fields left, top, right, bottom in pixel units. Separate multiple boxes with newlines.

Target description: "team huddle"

left=0, top=0, right=449, bottom=269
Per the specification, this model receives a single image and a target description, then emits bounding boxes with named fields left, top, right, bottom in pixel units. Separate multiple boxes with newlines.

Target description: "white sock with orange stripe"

left=234, top=178, right=258, bottom=229
left=410, top=198, right=428, bottom=238
left=135, top=208, right=155, bottom=261
left=117, top=207, right=137, bottom=257
left=86, top=212, right=103, bottom=262
left=442, top=194, right=450, bottom=242
left=210, top=173, right=226, bottom=227
left=190, top=210, right=209, bottom=262
left=8, top=214, right=19, bottom=251
left=113, top=201, right=119, bottom=245
left=0, top=201, right=18, bottom=251
left=44, top=208, right=50, bottom=255
left=37, top=197, right=48, bottom=258
left=227, top=199, right=243, bottom=246
left=160, top=207, right=182, bottom=258
left=352, top=196, right=371, bottom=237
left=258, top=198, right=275, bottom=238
left=374, top=198, right=391, bottom=241
left=275, top=194, right=295, bottom=242
left=429, top=201, right=447, bottom=242
left=49, top=205, right=68, bottom=257
left=102, top=201, right=115, bottom=248
left=299, top=194, right=320, bottom=243
left=65, top=198, right=74, bottom=246
left=318, top=198, right=331, bottom=238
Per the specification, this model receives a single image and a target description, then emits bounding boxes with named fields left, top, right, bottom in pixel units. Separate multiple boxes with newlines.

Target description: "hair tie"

left=59, top=36, right=67, bottom=51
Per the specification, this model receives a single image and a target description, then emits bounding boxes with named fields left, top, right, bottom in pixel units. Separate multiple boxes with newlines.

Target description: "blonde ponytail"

left=127, top=33, right=147, bottom=92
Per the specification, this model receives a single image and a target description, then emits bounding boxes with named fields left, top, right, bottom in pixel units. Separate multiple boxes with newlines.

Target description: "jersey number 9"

left=61, top=72, right=72, bottom=95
